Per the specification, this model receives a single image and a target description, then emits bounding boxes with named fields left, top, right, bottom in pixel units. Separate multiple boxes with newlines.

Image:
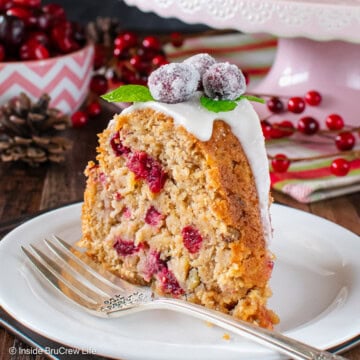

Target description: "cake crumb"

left=222, top=333, right=231, bottom=341
left=205, top=321, right=214, bottom=327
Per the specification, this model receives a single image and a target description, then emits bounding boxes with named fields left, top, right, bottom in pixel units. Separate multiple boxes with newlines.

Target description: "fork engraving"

left=101, top=291, right=152, bottom=312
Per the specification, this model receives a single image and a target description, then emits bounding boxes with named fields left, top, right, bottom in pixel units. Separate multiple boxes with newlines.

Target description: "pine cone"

left=0, top=93, right=72, bottom=167
left=86, top=16, right=122, bottom=47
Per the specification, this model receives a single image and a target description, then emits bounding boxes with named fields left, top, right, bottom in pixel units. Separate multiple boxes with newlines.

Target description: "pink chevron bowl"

left=0, top=44, right=94, bottom=114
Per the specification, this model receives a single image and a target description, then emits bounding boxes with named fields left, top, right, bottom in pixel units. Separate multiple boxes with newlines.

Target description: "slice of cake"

left=79, top=54, right=278, bottom=329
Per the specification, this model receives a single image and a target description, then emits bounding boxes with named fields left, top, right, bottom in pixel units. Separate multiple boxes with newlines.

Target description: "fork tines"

left=21, top=235, right=148, bottom=315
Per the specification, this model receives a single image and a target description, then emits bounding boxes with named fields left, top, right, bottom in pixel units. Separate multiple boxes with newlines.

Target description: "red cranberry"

left=33, top=42, right=49, bottom=59
left=94, top=44, right=106, bottom=69
left=330, top=158, right=350, bottom=176
left=305, top=90, right=322, bottom=106
left=114, top=31, right=138, bottom=49
left=0, top=14, right=26, bottom=48
left=288, top=97, right=305, bottom=114
left=71, top=111, right=88, bottom=127
left=0, top=44, right=5, bottom=61
left=145, top=206, right=164, bottom=226
left=326, top=114, right=344, bottom=130
left=6, top=7, right=33, bottom=25
left=261, top=120, right=272, bottom=140
left=278, top=120, right=295, bottom=137
left=271, top=154, right=290, bottom=173
left=12, top=0, right=41, bottom=8
left=335, top=131, right=356, bottom=151
left=157, top=267, right=184, bottom=296
left=27, top=31, right=49, bottom=47
left=129, top=54, right=147, bottom=72
left=269, top=121, right=294, bottom=139
left=126, top=151, right=167, bottom=193
left=182, top=226, right=203, bottom=254
left=142, top=35, right=161, bottom=51
left=36, top=12, right=52, bottom=30
left=90, top=74, right=108, bottom=95
left=266, top=97, right=284, bottom=113
left=138, top=250, right=165, bottom=282
left=170, top=32, right=184, bottom=47
left=110, top=132, right=130, bottom=157
left=113, top=238, right=139, bottom=256
left=86, top=101, right=102, bottom=117
left=151, top=54, right=168, bottom=68
left=42, top=3, right=66, bottom=23
left=297, top=116, right=319, bottom=135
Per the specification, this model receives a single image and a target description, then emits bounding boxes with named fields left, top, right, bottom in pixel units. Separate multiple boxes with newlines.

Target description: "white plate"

left=0, top=203, right=359, bottom=359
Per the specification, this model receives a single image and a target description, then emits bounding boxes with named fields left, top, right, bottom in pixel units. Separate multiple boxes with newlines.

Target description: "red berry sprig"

left=257, top=89, right=360, bottom=177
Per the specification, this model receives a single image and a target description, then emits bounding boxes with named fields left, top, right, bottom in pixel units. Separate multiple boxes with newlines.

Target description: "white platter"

left=0, top=203, right=359, bottom=359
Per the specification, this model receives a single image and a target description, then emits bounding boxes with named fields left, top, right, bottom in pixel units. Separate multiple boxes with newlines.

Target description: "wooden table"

left=0, top=103, right=359, bottom=359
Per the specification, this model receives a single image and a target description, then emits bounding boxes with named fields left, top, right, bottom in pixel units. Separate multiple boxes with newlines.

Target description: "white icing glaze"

left=122, top=93, right=272, bottom=242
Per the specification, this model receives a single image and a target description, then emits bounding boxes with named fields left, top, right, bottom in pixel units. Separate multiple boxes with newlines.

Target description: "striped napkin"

left=166, top=33, right=360, bottom=203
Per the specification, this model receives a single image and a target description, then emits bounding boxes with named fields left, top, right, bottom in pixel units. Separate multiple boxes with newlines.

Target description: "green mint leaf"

left=101, top=85, right=155, bottom=103
left=200, top=96, right=237, bottom=113
left=237, top=94, right=265, bottom=104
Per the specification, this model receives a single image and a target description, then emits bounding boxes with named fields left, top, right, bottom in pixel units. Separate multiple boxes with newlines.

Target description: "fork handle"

left=151, top=298, right=347, bottom=360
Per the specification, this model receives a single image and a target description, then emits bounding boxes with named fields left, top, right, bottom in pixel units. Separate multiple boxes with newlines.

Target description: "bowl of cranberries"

left=0, top=0, right=94, bottom=113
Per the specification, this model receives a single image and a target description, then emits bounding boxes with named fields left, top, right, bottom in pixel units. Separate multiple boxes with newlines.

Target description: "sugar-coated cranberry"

left=126, top=151, right=167, bottom=193
left=71, top=111, right=88, bottom=127
left=113, top=238, right=140, bottom=256
left=182, top=226, right=203, bottom=254
left=330, top=158, right=350, bottom=176
left=266, top=97, right=284, bottom=113
left=142, top=35, right=161, bottom=51
left=203, top=62, right=246, bottom=100
left=170, top=32, right=184, bottom=47
left=288, top=97, right=305, bottom=114
left=305, top=90, right=322, bottom=106
left=0, top=15, right=26, bottom=48
left=326, top=114, right=344, bottom=130
left=157, top=267, right=184, bottom=296
left=86, top=101, right=102, bottom=117
left=183, top=53, right=216, bottom=78
left=335, top=131, right=356, bottom=151
left=110, top=132, right=130, bottom=157
left=297, top=116, right=319, bottom=135
left=145, top=206, right=164, bottom=226
left=90, top=74, right=108, bottom=95
left=148, top=63, right=199, bottom=104
left=271, top=154, right=290, bottom=173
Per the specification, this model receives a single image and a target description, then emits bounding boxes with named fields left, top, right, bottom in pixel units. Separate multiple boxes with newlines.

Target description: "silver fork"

left=21, top=235, right=347, bottom=360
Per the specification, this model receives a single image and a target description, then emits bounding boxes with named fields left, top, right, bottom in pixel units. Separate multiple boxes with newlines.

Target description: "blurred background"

left=42, top=0, right=208, bottom=32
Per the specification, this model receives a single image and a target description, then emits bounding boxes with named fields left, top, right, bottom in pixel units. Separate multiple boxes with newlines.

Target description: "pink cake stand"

left=123, top=0, right=360, bottom=126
